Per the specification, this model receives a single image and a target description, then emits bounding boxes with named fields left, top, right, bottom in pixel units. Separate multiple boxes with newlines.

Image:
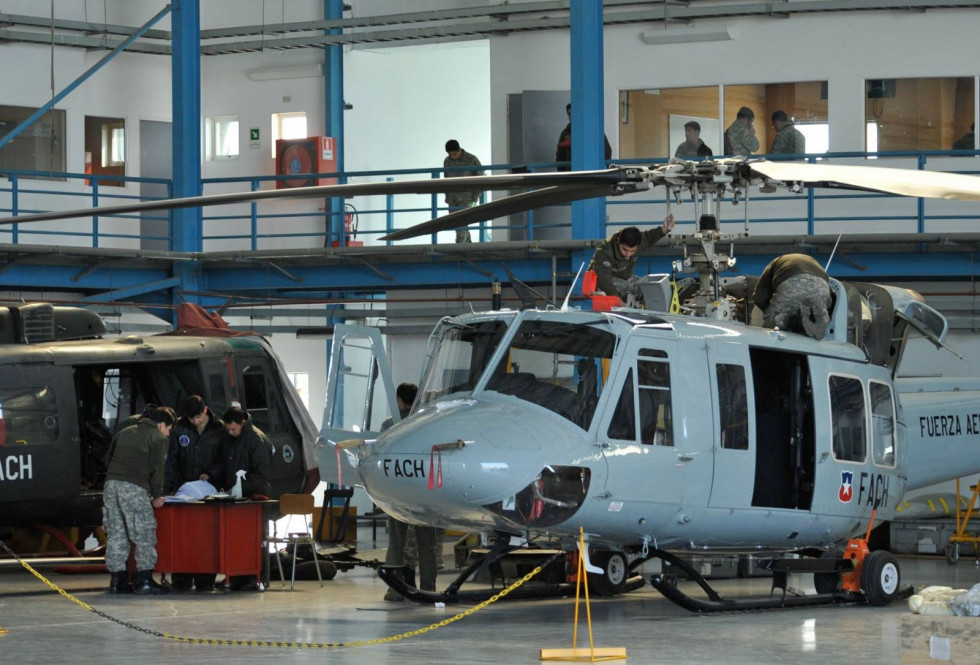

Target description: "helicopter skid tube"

left=378, top=548, right=644, bottom=604
left=647, top=549, right=912, bottom=613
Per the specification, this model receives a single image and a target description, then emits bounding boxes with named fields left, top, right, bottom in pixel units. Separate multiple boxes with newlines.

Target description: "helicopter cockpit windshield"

left=416, top=318, right=511, bottom=409
left=484, top=319, right=616, bottom=430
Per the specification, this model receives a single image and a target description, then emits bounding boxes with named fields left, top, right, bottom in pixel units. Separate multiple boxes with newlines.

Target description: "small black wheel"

left=587, top=550, right=629, bottom=596
left=944, top=543, right=960, bottom=566
left=860, top=550, right=901, bottom=606
left=813, top=547, right=842, bottom=594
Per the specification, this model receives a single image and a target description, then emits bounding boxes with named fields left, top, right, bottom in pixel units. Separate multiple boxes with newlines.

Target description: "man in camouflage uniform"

left=443, top=139, right=483, bottom=243
left=724, top=106, right=760, bottom=156
left=770, top=110, right=806, bottom=155
left=587, top=214, right=675, bottom=305
left=751, top=253, right=832, bottom=340
left=103, top=406, right=175, bottom=595
left=379, top=383, right=442, bottom=601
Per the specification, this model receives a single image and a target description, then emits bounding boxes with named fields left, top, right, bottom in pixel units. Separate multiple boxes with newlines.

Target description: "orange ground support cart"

left=944, top=477, right=980, bottom=564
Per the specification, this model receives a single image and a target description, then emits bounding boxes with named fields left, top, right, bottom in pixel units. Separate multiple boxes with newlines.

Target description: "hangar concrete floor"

left=2, top=527, right=979, bottom=665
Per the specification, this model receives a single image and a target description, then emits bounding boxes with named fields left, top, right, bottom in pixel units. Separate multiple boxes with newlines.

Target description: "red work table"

left=154, top=500, right=277, bottom=580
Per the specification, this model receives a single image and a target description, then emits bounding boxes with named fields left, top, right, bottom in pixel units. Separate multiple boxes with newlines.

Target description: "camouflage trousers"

left=385, top=517, right=442, bottom=589
left=103, top=479, right=158, bottom=572
left=764, top=273, right=832, bottom=339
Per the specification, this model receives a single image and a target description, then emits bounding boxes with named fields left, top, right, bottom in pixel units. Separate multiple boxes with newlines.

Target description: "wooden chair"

left=269, top=493, right=323, bottom=590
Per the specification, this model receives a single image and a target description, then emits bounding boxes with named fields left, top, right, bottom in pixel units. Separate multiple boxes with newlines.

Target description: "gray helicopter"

left=318, top=158, right=980, bottom=610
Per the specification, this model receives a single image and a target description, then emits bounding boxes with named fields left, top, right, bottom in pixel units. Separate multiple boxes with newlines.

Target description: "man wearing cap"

left=724, top=106, right=760, bottom=156
left=443, top=139, right=483, bottom=243
left=674, top=121, right=713, bottom=158
left=771, top=110, right=806, bottom=155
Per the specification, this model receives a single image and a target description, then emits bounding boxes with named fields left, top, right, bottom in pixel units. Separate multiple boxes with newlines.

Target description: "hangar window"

left=870, top=381, right=896, bottom=467
left=865, top=76, right=975, bottom=152
left=0, top=105, right=67, bottom=178
left=271, top=111, right=307, bottom=158
left=829, top=375, right=866, bottom=463
left=207, top=115, right=239, bottom=160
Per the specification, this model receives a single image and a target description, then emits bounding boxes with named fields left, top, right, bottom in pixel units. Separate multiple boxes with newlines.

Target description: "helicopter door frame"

left=597, top=337, right=712, bottom=506
left=705, top=342, right=756, bottom=509
left=319, top=324, right=399, bottom=487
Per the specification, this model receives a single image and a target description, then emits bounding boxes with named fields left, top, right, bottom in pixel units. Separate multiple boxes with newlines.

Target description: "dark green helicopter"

left=0, top=302, right=319, bottom=538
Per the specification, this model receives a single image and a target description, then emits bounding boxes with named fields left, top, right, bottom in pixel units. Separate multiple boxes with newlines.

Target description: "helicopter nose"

left=358, top=398, right=591, bottom=530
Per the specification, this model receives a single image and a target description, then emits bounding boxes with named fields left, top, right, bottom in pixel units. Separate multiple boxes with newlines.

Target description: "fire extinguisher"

left=344, top=203, right=358, bottom=244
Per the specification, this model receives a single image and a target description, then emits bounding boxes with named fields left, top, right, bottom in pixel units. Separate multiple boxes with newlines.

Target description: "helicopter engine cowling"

left=359, top=396, right=594, bottom=533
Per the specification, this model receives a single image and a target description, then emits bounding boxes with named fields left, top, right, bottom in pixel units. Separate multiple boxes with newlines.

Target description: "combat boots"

left=107, top=571, right=132, bottom=594
left=133, top=570, right=170, bottom=595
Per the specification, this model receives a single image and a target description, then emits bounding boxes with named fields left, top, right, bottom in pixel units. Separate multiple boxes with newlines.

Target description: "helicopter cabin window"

left=637, top=350, right=672, bottom=446
left=485, top=319, right=615, bottom=430
left=0, top=385, right=59, bottom=446
left=418, top=319, right=510, bottom=408
left=870, top=381, right=896, bottom=467
left=716, top=364, right=748, bottom=450
left=829, top=375, right=867, bottom=463
left=242, top=365, right=271, bottom=432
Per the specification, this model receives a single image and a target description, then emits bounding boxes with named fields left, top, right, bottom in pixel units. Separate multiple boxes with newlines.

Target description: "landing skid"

left=647, top=549, right=913, bottom=613
left=379, top=543, right=644, bottom=604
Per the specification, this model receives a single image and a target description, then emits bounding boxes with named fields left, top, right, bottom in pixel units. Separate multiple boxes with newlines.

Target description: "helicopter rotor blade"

left=0, top=168, right=632, bottom=227
left=749, top=160, right=980, bottom=201
left=381, top=183, right=618, bottom=241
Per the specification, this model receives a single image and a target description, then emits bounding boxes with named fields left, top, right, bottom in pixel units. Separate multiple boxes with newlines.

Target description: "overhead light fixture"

left=640, top=25, right=734, bottom=45
left=247, top=64, right=323, bottom=81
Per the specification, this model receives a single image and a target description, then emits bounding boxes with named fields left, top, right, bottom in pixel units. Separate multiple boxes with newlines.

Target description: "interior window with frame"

left=271, top=111, right=308, bottom=158
left=865, top=76, right=975, bottom=152
left=207, top=115, right=240, bottom=160
left=829, top=375, right=867, bottom=462
left=0, top=105, right=67, bottom=179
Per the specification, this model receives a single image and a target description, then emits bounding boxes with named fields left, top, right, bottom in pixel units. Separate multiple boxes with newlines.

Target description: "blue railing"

left=0, top=151, right=977, bottom=250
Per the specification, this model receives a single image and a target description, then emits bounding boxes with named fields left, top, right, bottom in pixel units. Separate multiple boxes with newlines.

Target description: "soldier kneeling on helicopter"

left=751, top=253, right=832, bottom=340
left=588, top=214, right=675, bottom=307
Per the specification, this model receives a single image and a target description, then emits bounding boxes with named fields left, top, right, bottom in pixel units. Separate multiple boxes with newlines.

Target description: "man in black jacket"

left=167, top=395, right=225, bottom=591
left=216, top=406, right=274, bottom=591
left=216, top=406, right=273, bottom=498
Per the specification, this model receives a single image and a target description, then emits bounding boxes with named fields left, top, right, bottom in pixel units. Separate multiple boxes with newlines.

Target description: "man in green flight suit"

left=587, top=213, right=675, bottom=305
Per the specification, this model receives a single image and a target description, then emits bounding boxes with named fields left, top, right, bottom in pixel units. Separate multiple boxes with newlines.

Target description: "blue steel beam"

left=324, top=0, right=346, bottom=248
left=0, top=5, right=172, bottom=152
left=171, top=0, right=203, bottom=318
left=82, top=277, right=182, bottom=303
left=569, top=0, right=606, bottom=273
left=197, top=252, right=980, bottom=297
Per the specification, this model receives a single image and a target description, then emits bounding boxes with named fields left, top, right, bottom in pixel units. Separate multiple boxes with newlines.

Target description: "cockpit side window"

left=829, top=375, right=867, bottom=462
left=484, top=319, right=616, bottom=430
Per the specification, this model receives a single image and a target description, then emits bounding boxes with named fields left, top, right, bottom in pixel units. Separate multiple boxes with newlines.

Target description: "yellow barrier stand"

left=540, top=527, right=626, bottom=663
